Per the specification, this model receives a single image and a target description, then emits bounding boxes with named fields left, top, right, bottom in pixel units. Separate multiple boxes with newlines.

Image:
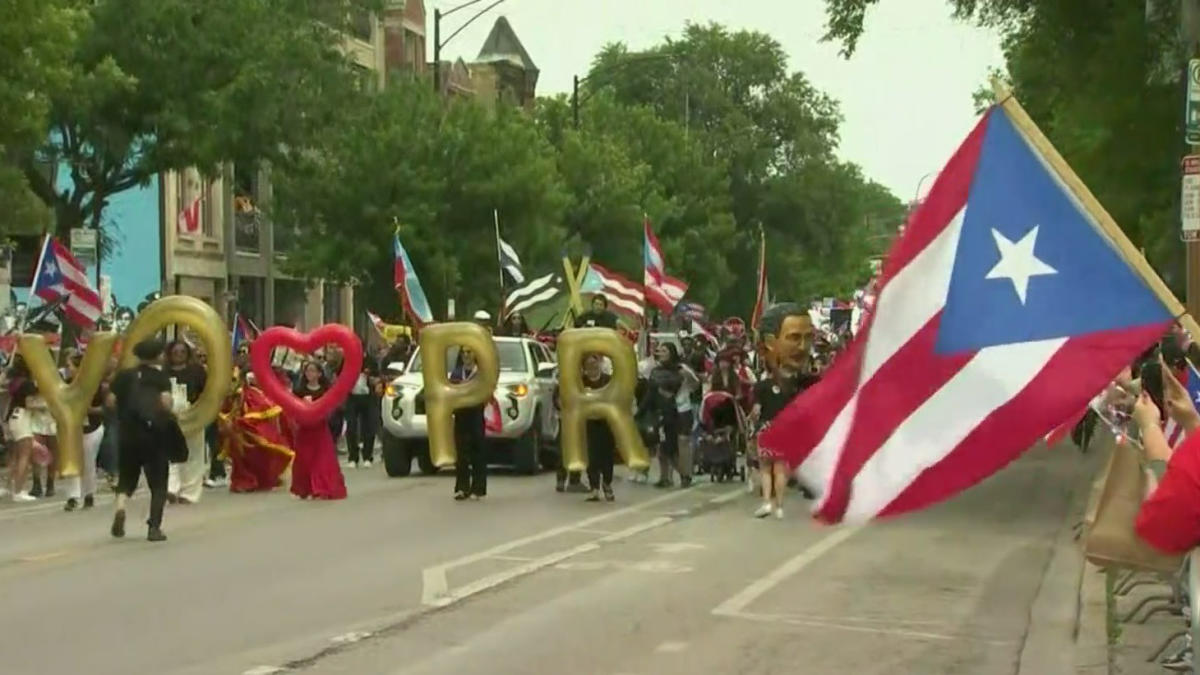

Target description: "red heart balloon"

left=249, top=324, right=364, bottom=426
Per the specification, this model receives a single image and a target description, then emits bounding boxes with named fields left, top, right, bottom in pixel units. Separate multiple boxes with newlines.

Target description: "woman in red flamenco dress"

left=218, top=371, right=294, bottom=493
left=287, top=361, right=347, bottom=500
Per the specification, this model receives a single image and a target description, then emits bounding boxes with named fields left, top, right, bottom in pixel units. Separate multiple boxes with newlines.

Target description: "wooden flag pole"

left=991, top=79, right=1200, bottom=340
left=560, top=255, right=591, bottom=330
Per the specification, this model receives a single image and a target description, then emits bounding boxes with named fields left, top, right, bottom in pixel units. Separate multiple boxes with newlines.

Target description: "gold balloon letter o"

left=18, top=332, right=118, bottom=478
left=119, top=296, right=232, bottom=436
left=419, top=322, right=499, bottom=468
left=556, top=328, right=649, bottom=472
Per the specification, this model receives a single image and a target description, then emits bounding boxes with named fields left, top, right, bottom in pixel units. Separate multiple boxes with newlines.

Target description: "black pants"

left=586, top=438, right=615, bottom=490
left=206, top=422, right=225, bottom=479
left=116, top=440, right=169, bottom=529
left=454, top=422, right=487, bottom=496
left=346, top=395, right=378, bottom=462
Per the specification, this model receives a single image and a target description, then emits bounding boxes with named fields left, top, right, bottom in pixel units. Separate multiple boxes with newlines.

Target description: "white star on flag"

left=984, top=225, right=1057, bottom=304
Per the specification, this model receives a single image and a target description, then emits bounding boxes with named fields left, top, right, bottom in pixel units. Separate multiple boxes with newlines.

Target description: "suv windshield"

left=407, top=341, right=529, bottom=374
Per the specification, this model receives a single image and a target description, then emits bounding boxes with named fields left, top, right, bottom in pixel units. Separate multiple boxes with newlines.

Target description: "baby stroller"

left=698, top=390, right=746, bottom=482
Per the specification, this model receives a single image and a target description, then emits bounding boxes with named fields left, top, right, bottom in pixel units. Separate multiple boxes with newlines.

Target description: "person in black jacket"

left=582, top=355, right=616, bottom=502
left=574, top=295, right=618, bottom=329
left=452, top=347, right=487, bottom=500
left=345, top=337, right=382, bottom=468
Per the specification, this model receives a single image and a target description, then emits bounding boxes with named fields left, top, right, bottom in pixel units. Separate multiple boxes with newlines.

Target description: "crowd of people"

left=0, top=296, right=850, bottom=540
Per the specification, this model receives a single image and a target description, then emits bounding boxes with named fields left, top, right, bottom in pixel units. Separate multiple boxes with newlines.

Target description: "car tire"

left=382, top=434, right=412, bottom=477
left=514, top=414, right=541, bottom=475
left=414, top=442, right=438, bottom=475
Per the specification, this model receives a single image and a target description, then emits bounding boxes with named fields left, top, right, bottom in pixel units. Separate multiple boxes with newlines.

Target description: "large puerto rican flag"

left=643, top=218, right=688, bottom=312
left=393, top=232, right=434, bottom=326
left=31, top=235, right=103, bottom=328
left=583, top=263, right=644, bottom=319
left=761, top=104, right=1172, bottom=524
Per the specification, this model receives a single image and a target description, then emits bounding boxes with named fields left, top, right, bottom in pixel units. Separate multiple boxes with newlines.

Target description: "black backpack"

left=129, top=367, right=167, bottom=429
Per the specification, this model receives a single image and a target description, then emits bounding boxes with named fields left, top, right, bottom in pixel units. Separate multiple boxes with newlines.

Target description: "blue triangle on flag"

left=936, top=109, right=1170, bottom=354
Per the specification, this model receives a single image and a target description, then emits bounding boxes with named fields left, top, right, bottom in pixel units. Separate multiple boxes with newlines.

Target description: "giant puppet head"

left=756, top=302, right=814, bottom=375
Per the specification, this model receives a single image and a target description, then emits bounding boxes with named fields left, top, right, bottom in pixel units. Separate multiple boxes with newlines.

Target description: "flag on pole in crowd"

left=393, top=230, right=434, bottom=326
left=31, top=235, right=102, bottom=328
left=751, top=228, right=768, bottom=332
left=231, top=312, right=260, bottom=352
left=761, top=97, right=1175, bottom=525
left=1163, top=363, right=1200, bottom=447
left=504, top=272, right=565, bottom=318
left=582, top=264, right=644, bottom=318
left=643, top=217, right=688, bottom=312
left=675, top=301, right=707, bottom=322
left=495, top=211, right=525, bottom=285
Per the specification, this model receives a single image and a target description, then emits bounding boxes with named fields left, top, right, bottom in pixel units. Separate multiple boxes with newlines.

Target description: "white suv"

left=379, top=336, right=561, bottom=476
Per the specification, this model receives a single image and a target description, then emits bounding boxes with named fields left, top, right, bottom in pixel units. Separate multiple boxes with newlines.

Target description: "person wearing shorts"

left=4, top=356, right=38, bottom=501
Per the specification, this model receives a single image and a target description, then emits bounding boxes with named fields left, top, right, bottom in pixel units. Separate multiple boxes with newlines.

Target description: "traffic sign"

left=1187, top=59, right=1200, bottom=145
left=1182, top=155, right=1200, bottom=242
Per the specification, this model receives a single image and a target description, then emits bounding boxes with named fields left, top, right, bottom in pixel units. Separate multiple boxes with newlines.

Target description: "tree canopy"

left=3, top=0, right=381, bottom=250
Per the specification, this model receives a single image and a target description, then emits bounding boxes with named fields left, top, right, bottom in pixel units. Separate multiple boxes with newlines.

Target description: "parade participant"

left=289, top=361, right=347, bottom=500
left=452, top=347, right=488, bottom=500
left=165, top=339, right=208, bottom=504
left=62, top=352, right=108, bottom=511
left=575, top=295, right=618, bottom=329
left=219, top=371, right=293, bottom=493
left=321, top=347, right=346, bottom=446
left=709, top=350, right=742, bottom=398
left=582, top=354, right=617, bottom=502
left=750, top=303, right=818, bottom=519
left=27, top=374, right=57, bottom=498
left=640, top=342, right=699, bottom=488
left=344, top=336, right=381, bottom=469
left=4, top=355, right=37, bottom=501
left=110, top=338, right=180, bottom=542
left=502, top=312, right=530, bottom=337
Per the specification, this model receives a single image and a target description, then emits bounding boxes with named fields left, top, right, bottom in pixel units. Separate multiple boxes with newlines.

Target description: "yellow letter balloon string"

left=557, top=328, right=649, bottom=472
left=419, top=323, right=499, bottom=468
left=18, top=332, right=118, bottom=478
left=119, top=296, right=232, bottom=436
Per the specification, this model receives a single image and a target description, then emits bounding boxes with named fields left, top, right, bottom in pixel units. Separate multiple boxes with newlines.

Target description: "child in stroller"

left=697, top=391, right=744, bottom=482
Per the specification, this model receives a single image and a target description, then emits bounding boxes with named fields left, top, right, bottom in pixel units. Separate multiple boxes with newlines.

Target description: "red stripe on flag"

left=876, top=322, right=1166, bottom=520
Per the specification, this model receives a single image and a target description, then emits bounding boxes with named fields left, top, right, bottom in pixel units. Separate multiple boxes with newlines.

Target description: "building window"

left=352, top=63, right=376, bottom=92
left=322, top=282, right=343, bottom=324
left=235, top=276, right=266, bottom=328
left=274, top=279, right=308, bottom=329
left=350, top=9, right=373, bottom=42
left=233, top=163, right=260, bottom=253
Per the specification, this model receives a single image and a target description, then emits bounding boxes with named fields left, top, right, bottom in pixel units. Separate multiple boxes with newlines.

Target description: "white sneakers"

left=343, top=460, right=359, bottom=469
left=13, top=491, right=36, bottom=503
left=361, top=460, right=373, bottom=469
left=343, top=460, right=373, bottom=469
left=753, top=503, right=785, bottom=519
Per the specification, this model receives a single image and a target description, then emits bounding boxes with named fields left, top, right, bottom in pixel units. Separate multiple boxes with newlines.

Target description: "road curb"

left=1016, top=444, right=1106, bottom=675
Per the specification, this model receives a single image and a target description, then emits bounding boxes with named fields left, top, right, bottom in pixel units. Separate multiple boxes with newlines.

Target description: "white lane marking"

left=554, top=559, right=693, bottom=574
left=712, top=525, right=864, bottom=617
left=425, top=517, right=672, bottom=607
left=420, top=486, right=719, bottom=605
left=709, top=489, right=748, bottom=505
left=727, top=611, right=1016, bottom=645
left=649, top=542, right=705, bottom=555
left=572, top=528, right=617, bottom=535
left=243, top=667, right=285, bottom=675
left=489, top=555, right=535, bottom=562
left=655, top=641, right=688, bottom=653
left=330, top=631, right=370, bottom=645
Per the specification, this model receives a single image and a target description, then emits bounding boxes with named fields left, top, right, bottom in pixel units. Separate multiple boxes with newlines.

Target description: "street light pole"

left=433, top=8, right=441, bottom=93
left=570, top=52, right=680, bottom=129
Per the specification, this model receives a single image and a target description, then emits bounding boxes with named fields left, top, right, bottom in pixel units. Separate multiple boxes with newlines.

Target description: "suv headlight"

left=506, top=383, right=529, bottom=398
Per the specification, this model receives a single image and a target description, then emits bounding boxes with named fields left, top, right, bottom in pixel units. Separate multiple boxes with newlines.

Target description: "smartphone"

left=1140, top=359, right=1165, bottom=414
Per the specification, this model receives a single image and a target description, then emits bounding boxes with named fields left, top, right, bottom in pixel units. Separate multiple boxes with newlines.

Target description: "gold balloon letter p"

left=18, top=332, right=117, bottom=478
left=419, top=323, right=499, bottom=468
left=557, top=328, right=649, bottom=472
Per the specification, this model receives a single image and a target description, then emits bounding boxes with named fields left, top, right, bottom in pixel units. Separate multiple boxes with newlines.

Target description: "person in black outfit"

left=582, top=355, right=616, bottom=502
left=345, top=337, right=382, bottom=468
left=452, top=347, right=487, bottom=500
left=109, top=338, right=177, bottom=542
left=574, top=295, right=618, bottom=329
left=165, top=339, right=208, bottom=504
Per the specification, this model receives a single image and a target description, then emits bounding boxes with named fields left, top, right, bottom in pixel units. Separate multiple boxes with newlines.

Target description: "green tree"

left=0, top=0, right=84, bottom=234
left=273, top=78, right=568, bottom=321
left=583, top=23, right=900, bottom=315
left=10, top=0, right=380, bottom=251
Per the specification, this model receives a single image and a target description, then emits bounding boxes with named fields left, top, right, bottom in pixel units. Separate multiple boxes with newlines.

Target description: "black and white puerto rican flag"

left=504, top=272, right=564, bottom=317
left=497, top=235, right=525, bottom=285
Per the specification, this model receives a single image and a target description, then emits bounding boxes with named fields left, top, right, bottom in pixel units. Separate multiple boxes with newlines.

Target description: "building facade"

left=429, top=15, right=539, bottom=109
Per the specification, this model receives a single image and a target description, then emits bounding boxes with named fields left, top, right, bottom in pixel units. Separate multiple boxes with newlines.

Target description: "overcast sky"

left=431, top=0, right=1005, bottom=201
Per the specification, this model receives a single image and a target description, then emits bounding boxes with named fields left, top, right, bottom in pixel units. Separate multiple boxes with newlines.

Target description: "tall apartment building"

left=163, top=5, right=413, bottom=333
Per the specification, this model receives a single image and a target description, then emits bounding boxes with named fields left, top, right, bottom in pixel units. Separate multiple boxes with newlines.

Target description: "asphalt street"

left=0, top=443, right=1086, bottom=675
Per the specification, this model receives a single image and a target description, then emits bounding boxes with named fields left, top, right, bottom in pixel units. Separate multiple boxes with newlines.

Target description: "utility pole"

left=1183, top=0, right=1200, bottom=318
left=432, top=8, right=441, bottom=93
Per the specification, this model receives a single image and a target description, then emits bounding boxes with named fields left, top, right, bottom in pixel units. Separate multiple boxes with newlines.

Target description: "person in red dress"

left=288, top=361, right=347, bottom=500
left=218, top=370, right=294, bottom=493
